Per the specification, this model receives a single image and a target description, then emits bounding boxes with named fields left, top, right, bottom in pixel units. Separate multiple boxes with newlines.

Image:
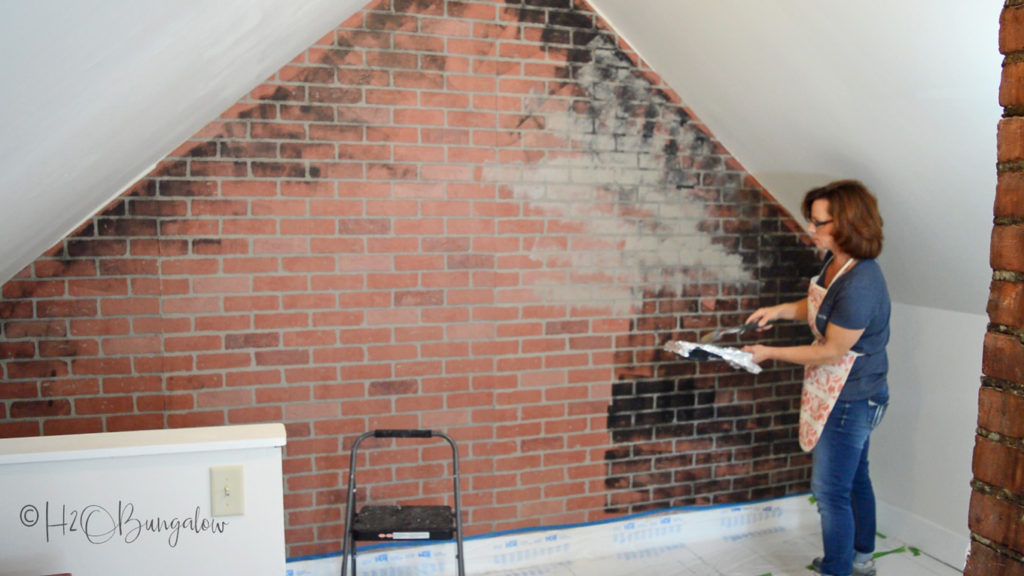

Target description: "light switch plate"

left=210, top=465, right=245, bottom=517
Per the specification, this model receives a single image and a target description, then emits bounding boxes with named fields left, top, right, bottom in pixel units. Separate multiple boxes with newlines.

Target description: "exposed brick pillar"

left=965, top=2, right=1024, bottom=574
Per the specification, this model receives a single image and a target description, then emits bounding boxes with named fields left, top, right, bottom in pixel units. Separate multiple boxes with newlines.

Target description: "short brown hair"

left=801, top=179, right=884, bottom=259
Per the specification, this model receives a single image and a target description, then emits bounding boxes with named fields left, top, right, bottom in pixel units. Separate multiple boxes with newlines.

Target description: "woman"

left=743, top=179, right=890, bottom=576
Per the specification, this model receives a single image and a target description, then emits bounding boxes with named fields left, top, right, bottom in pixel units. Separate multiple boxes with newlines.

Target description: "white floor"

left=286, top=495, right=962, bottom=576
left=475, top=524, right=961, bottom=576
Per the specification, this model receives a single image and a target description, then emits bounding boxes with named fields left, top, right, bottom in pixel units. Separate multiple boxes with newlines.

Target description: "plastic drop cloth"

left=663, top=340, right=762, bottom=374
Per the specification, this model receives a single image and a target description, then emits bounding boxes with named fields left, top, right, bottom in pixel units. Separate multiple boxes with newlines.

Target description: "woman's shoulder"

left=845, top=259, right=889, bottom=294
left=851, top=258, right=884, bottom=277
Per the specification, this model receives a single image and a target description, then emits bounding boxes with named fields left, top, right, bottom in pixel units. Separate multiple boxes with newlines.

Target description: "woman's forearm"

left=763, top=343, right=845, bottom=366
left=744, top=323, right=865, bottom=367
left=778, top=299, right=807, bottom=322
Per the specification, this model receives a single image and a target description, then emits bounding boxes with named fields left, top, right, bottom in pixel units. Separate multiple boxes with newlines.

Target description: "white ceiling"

left=0, top=1, right=1003, bottom=315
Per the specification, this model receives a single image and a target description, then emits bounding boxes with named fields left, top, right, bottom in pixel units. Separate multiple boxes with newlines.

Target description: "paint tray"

left=351, top=505, right=456, bottom=541
left=663, top=340, right=762, bottom=374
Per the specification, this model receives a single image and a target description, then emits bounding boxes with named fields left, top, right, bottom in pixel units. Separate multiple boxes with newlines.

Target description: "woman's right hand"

left=745, top=298, right=805, bottom=329
left=745, top=304, right=787, bottom=329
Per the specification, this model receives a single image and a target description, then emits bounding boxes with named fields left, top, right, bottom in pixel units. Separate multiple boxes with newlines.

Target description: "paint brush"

left=699, top=321, right=768, bottom=344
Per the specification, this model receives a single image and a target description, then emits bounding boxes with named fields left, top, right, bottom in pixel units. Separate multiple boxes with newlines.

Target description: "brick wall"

left=966, top=2, right=1024, bottom=574
left=0, top=0, right=820, bottom=558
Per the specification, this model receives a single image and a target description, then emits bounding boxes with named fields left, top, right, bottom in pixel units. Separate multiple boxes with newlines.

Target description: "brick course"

left=0, top=0, right=820, bottom=559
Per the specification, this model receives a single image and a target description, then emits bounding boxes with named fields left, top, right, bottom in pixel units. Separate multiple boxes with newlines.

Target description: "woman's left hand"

left=742, top=344, right=772, bottom=364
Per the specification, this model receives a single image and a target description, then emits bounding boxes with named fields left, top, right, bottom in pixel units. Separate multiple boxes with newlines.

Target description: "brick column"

left=965, top=2, right=1024, bottom=574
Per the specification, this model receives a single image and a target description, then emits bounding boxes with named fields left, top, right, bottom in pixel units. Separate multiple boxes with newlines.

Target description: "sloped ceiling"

left=0, top=1, right=1002, bottom=315
left=0, top=0, right=368, bottom=287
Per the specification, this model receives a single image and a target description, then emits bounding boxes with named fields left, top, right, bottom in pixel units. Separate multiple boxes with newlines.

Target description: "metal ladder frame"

left=340, top=429, right=465, bottom=576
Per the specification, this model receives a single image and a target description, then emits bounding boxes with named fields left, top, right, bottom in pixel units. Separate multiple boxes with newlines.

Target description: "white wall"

left=873, top=302, right=985, bottom=569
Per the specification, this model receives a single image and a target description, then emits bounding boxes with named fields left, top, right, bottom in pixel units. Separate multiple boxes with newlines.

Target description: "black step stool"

left=340, top=429, right=465, bottom=576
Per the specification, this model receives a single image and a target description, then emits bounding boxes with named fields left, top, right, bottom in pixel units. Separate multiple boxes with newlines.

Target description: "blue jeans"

left=811, top=394, right=888, bottom=576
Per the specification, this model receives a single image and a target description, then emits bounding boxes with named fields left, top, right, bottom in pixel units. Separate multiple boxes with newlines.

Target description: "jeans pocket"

left=867, top=399, right=888, bottom=429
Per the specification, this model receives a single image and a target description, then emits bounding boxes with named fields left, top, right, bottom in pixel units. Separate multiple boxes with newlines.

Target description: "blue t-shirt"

left=813, top=256, right=890, bottom=401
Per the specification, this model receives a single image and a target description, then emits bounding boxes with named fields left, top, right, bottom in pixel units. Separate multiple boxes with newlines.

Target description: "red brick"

left=999, top=117, right=1024, bottom=163
left=134, top=277, right=191, bottom=295
left=107, top=413, right=165, bottom=432
left=973, top=436, right=1024, bottom=495
left=989, top=280, right=1024, bottom=329
left=131, top=238, right=188, bottom=257
left=137, top=394, right=194, bottom=412
left=44, top=418, right=103, bottom=436
left=7, top=360, right=69, bottom=380
left=74, top=395, right=133, bottom=415
left=195, top=352, right=251, bottom=371
left=996, top=171, right=1024, bottom=219
left=0, top=421, right=40, bottom=437
left=992, top=225, right=1024, bottom=273
left=167, top=411, right=226, bottom=428
left=100, top=258, right=160, bottom=276
left=164, top=335, right=221, bottom=353
left=162, top=297, right=221, bottom=315
left=3, top=280, right=66, bottom=299
left=5, top=320, right=67, bottom=338
left=281, top=256, right=336, bottom=273
left=970, top=490, right=1024, bottom=553
left=226, top=332, right=280, bottom=349
left=134, top=355, right=192, bottom=374
left=197, top=388, right=253, bottom=408
left=255, top=349, right=310, bottom=366
left=966, top=540, right=1024, bottom=576
left=0, top=341, right=35, bottom=359
left=98, top=297, right=160, bottom=316
left=0, top=381, right=40, bottom=400
left=230, top=371, right=283, bottom=389
left=101, top=376, right=162, bottom=394
left=34, top=259, right=97, bottom=278
left=37, top=299, right=98, bottom=318
left=979, top=386, right=1024, bottom=439
left=42, top=379, right=100, bottom=396
left=101, top=335, right=162, bottom=355
left=1003, top=60, right=1024, bottom=109
left=11, top=399, right=71, bottom=418
left=166, top=373, right=223, bottom=391
left=983, top=333, right=1024, bottom=384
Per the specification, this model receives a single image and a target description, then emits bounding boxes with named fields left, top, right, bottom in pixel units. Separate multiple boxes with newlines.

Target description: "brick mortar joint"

left=994, top=270, right=1024, bottom=282
left=980, top=377, right=1024, bottom=402
left=977, top=424, right=1024, bottom=451
left=970, top=532, right=1024, bottom=564
left=971, top=478, right=1024, bottom=507
left=988, top=323, right=1024, bottom=344
left=991, top=270, right=1024, bottom=289
left=1005, top=107, right=1024, bottom=121
left=997, top=160, right=1024, bottom=172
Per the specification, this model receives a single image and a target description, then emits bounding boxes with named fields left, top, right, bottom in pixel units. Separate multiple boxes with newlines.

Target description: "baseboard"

left=877, top=499, right=968, bottom=570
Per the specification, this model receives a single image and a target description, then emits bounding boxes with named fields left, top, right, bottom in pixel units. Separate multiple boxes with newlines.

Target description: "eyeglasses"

left=809, top=218, right=833, bottom=228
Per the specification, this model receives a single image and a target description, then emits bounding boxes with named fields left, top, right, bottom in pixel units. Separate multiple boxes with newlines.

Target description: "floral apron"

left=799, top=257, right=859, bottom=452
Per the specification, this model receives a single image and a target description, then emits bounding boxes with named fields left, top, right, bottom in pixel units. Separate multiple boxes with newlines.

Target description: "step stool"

left=340, top=429, right=464, bottom=576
